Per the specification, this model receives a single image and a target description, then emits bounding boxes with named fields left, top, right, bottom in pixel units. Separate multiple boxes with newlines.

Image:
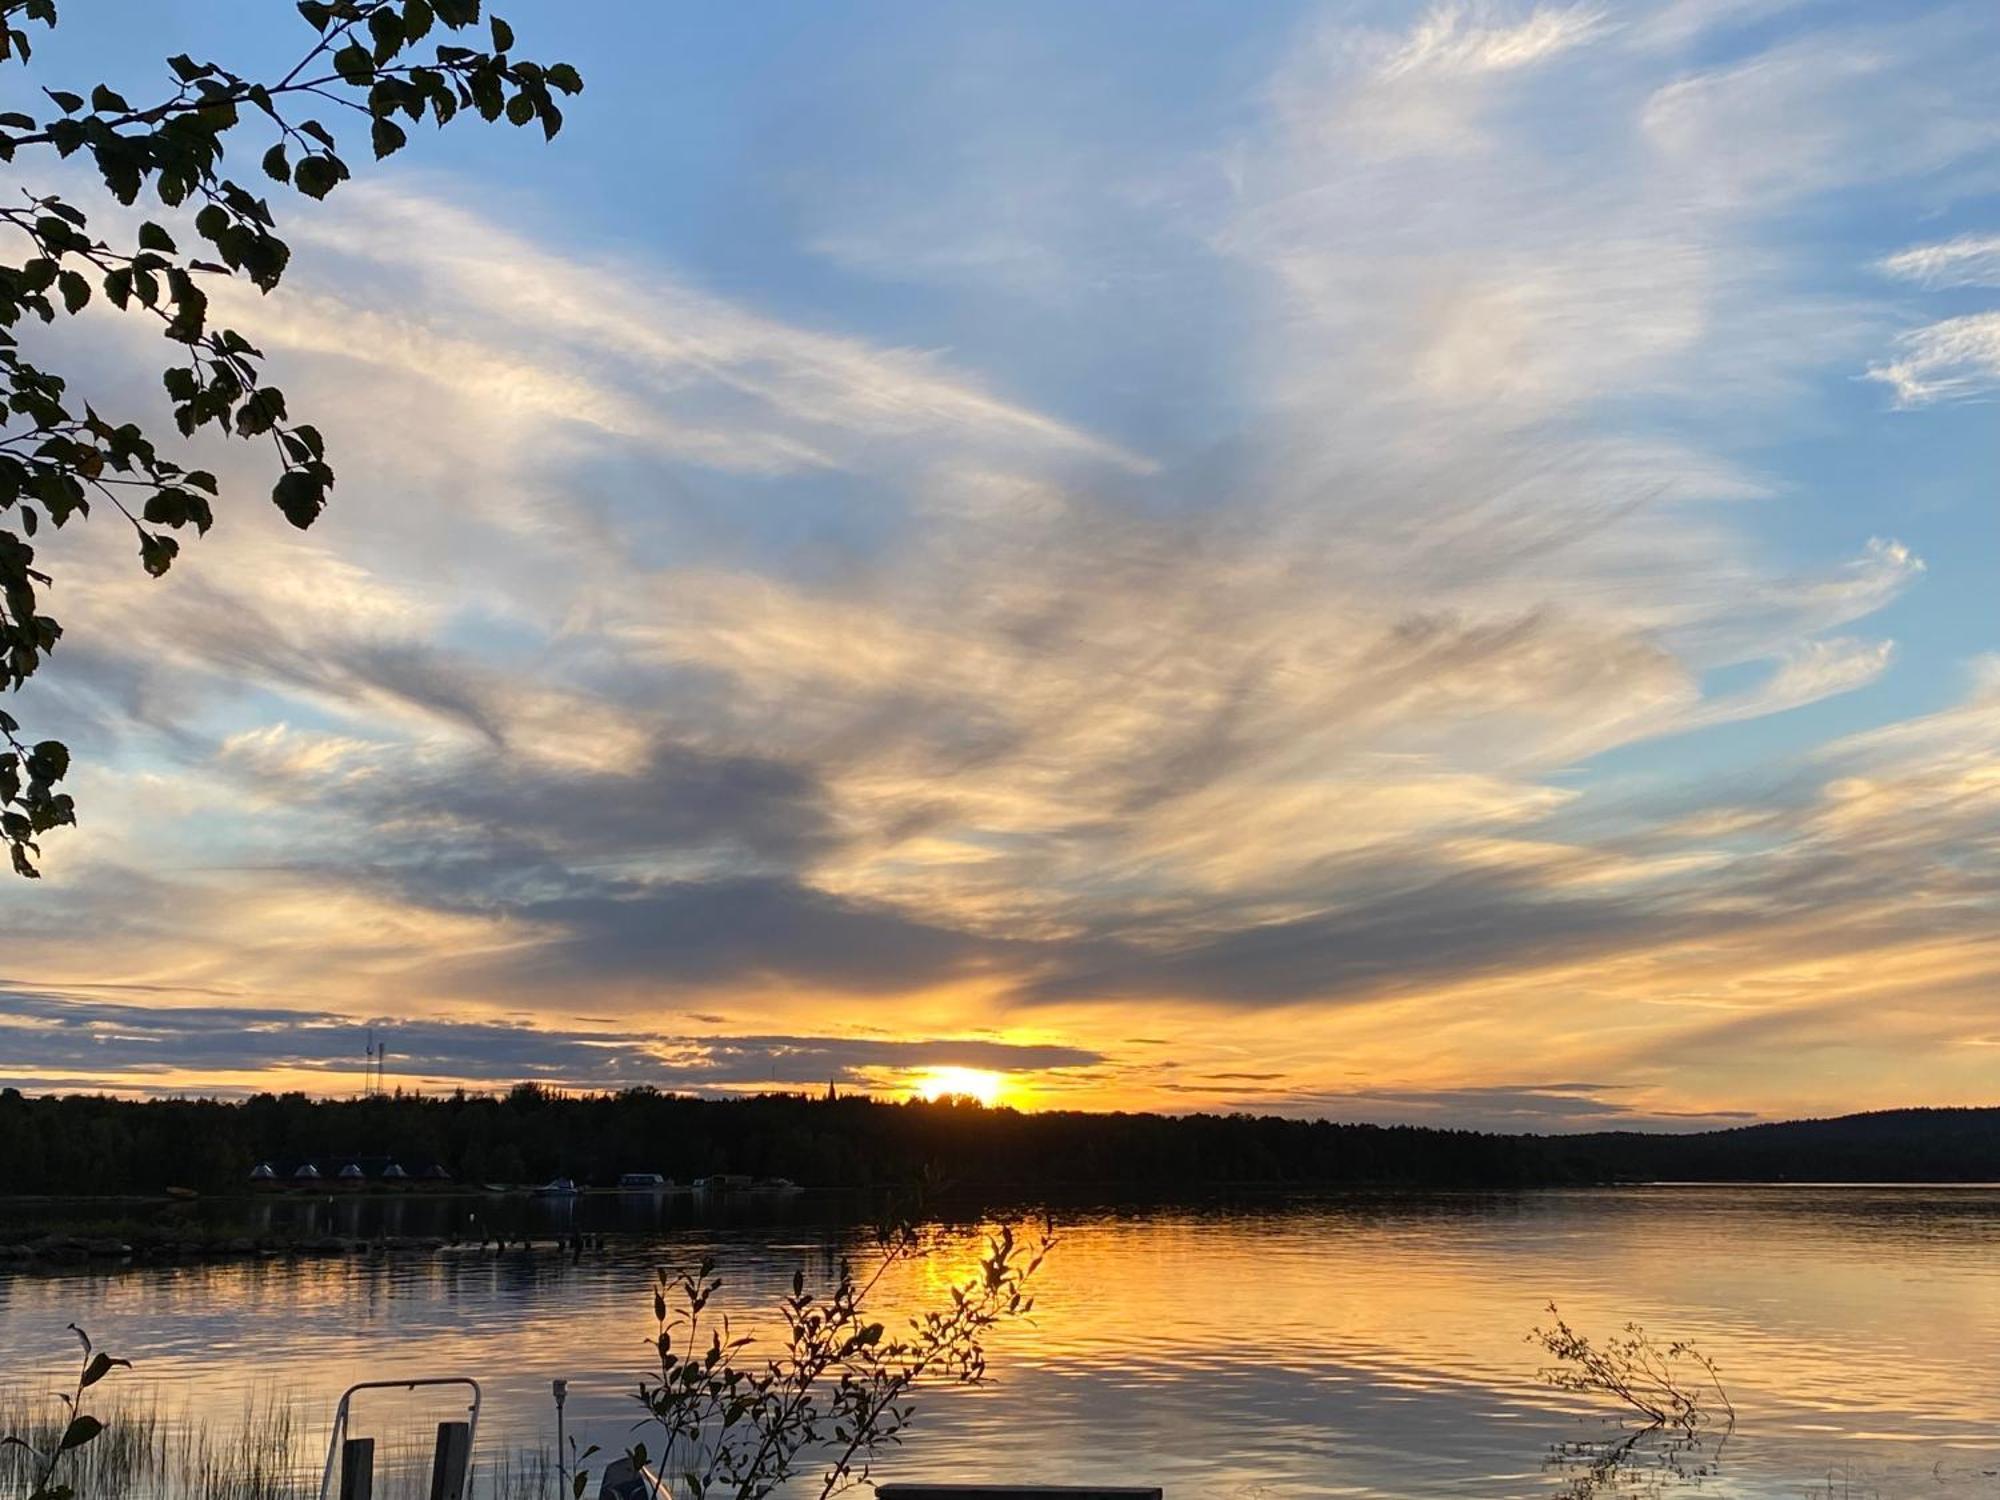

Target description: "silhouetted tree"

left=0, top=0, right=582, bottom=874
left=8, top=1089, right=1996, bottom=1199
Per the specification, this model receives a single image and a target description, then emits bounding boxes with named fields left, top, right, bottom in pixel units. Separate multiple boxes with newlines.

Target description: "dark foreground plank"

left=879, top=1488, right=1162, bottom=1500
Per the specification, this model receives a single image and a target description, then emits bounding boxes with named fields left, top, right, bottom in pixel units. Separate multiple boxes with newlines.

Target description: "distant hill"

left=1554, top=1107, right=2000, bottom=1184
left=4, top=1087, right=1999, bottom=1197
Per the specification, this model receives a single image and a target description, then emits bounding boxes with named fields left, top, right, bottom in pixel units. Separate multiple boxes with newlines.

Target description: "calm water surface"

left=7, top=1186, right=2000, bottom=1499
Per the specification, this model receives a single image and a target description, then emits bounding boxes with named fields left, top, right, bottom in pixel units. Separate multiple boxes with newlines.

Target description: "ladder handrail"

left=317, top=1378, right=482, bottom=1500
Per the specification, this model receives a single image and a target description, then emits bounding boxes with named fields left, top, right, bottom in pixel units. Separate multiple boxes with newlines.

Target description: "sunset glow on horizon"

left=913, top=1068, right=1009, bottom=1108
left=4, top=1, right=2000, bottom=1132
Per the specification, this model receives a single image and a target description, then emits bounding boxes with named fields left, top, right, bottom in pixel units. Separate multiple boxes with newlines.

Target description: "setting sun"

left=914, top=1067, right=1007, bottom=1107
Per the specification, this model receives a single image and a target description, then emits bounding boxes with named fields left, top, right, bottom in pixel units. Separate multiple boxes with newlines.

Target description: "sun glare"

left=915, top=1066, right=1006, bottom=1107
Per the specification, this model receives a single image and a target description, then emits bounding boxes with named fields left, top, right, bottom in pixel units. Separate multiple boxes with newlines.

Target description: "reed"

left=0, top=1388, right=164, bottom=1498
left=0, top=1388, right=569, bottom=1500
left=0, top=1389, right=311, bottom=1500
left=484, top=1446, right=561, bottom=1500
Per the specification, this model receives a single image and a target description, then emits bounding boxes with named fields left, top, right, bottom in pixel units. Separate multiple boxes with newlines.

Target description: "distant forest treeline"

left=3, top=1087, right=1997, bottom=1196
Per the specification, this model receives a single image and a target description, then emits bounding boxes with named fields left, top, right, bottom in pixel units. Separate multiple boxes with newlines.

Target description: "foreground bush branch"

left=614, top=1222, right=1053, bottom=1500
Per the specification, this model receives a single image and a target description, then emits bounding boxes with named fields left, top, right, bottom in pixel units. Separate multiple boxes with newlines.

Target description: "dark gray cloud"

left=346, top=739, right=839, bottom=871
left=1015, top=864, right=1741, bottom=1009
left=220, top=718, right=1012, bottom=996
left=491, top=876, right=1006, bottom=993
left=0, top=983, right=1748, bottom=1130
left=0, top=987, right=1100, bottom=1094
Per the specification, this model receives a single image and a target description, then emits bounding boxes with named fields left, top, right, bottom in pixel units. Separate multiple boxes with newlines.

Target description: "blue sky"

left=2, top=0, right=1998, bottom=1129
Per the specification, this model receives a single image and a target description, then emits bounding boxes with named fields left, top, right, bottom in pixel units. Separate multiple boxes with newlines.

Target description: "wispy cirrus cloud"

left=1, top=0, right=1996, bottom=1125
left=1377, top=4, right=1607, bottom=80
left=1867, top=313, right=2000, bottom=406
left=1878, top=234, right=2000, bottom=289
left=273, top=187, right=1160, bottom=479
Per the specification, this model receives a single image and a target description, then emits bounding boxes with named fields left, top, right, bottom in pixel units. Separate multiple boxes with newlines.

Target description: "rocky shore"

left=0, top=1231, right=607, bottom=1268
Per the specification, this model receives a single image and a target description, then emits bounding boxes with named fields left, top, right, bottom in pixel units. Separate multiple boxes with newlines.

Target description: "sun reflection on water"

left=6, top=1189, right=2000, bottom=1497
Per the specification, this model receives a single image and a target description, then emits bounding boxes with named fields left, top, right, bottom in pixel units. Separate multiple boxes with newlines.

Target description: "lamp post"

left=553, top=1379, right=569, bottom=1497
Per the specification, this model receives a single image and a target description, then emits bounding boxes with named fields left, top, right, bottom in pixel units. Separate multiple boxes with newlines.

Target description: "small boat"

left=617, top=1172, right=669, bottom=1191
left=596, top=1456, right=666, bottom=1500
left=532, top=1177, right=581, bottom=1197
left=693, top=1173, right=754, bottom=1194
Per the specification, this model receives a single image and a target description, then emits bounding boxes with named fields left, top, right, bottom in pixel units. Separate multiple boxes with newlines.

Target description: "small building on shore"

left=247, top=1155, right=452, bottom=1189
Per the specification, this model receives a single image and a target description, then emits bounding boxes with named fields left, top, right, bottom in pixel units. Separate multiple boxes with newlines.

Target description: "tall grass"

left=0, top=1389, right=167, bottom=1499
left=0, top=1390, right=310, bottom=1500
left=0, top=1389, right=568, bottom=1500
left=484, top=1446, right=560, bottom=1500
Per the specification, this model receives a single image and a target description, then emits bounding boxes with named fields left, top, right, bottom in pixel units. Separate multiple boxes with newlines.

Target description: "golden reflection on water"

left=7, top=1189, right=2000, bottom=1497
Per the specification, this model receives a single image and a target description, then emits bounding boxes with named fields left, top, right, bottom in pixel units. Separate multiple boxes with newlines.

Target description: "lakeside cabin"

left=249, top=1156, right=453, bottom=1190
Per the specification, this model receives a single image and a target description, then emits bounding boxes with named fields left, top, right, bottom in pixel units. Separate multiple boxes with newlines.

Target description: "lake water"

left=7, top=1186, right=2000, bottom=1499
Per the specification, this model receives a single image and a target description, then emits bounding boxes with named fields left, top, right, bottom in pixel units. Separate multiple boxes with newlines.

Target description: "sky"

left=2, top=0, right=1998, bottom=1131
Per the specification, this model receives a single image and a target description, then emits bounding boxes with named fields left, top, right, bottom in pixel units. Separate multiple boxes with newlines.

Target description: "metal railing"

left=316, top=1378, right=482, bottom=1500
